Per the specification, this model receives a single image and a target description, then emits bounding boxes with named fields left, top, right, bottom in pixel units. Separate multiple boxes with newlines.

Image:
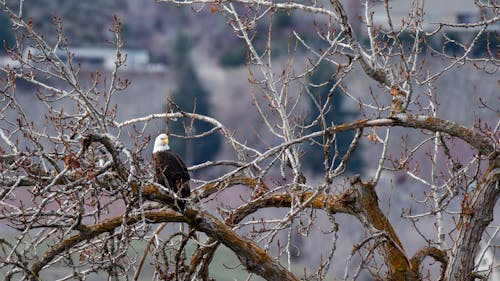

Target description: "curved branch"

left=388, top=115, right=496, bottom=156
left=158, top=0, right=338, bottom=18
left=30, top=211, right=184, bottom=276
left=328, top=0, right=391, bottom=86
left=187, top=209, right=299, bottom=281
left=119, top=112, right=496, bottom=172
left=81, top=133, right=129, bottom=180
left=346, top=176, right=410, bottom=280
left=409, top=246, right=448, bottom=280
left=324, top=116, right=495, bottom=156
left=192, top=174, right=268, bottom=201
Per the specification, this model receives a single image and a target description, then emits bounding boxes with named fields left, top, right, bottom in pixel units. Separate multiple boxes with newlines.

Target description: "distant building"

left=22, top=46, right=160, bottom=72
left=373, top=0, right=498, bottom=31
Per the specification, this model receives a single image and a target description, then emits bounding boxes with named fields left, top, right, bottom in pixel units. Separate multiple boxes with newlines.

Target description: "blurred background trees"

left=0, top=13, right=14, bottom=53
left=303, top=61, right=363, bottom=175
left=169, top=30, right=221, bottom=166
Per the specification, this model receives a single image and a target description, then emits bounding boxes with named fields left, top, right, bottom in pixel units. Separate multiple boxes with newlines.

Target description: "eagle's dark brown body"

left=152, top=149, right=190, bottom=211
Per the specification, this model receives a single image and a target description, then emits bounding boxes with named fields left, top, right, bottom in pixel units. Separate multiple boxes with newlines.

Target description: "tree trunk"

left=444, top=161, right=500, bottom=280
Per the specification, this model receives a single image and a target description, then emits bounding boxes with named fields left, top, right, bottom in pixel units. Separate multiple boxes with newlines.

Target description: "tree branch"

left=324, top=116, right=495, bottom=156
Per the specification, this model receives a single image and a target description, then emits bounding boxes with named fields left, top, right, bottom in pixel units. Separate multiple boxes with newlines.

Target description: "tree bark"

left=444, top=161, right=500, bottom=280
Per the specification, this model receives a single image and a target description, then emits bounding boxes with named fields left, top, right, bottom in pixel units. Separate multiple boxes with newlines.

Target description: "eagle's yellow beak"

left=162, top=137, right=169, bottom=145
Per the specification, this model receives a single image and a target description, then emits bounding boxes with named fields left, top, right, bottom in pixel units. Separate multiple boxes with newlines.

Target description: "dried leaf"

left=367, top=133, right=377, bottom=143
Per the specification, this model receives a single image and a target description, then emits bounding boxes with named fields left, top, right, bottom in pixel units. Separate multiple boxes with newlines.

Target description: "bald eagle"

left=152, top=133, right=190, bottom=211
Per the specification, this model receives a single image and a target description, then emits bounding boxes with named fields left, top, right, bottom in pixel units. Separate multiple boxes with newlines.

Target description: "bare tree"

left=0, top=0, right=498, bottom=280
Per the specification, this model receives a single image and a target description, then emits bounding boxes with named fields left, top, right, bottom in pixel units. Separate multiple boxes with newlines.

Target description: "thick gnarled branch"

left=323, top=115, right=495, bottom=156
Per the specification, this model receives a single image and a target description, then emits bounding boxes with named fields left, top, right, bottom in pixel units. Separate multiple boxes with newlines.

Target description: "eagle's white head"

left=153, top=133, right=171, bottom=153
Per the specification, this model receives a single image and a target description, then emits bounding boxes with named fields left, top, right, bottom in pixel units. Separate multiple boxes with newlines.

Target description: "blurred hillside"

left=3, top=0, right=498, bottom=214
left=0, top=1, right=498, bottom=278
left=14, top=0, right=224, bottom=62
